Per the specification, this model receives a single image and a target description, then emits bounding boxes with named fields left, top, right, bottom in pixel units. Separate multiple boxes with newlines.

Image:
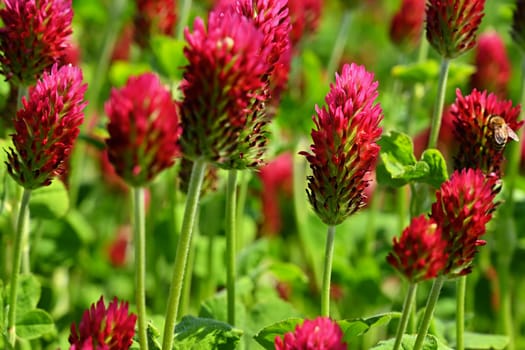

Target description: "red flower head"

left=387, top=215, right=448, bottom=282
left=5, top=64, right=86, bottom=189
left=469, top=31, right=511, bottom=98
left=389, top=0, right=426, bottom=49
left=430, top=169, right=500, bottom=276
left=180, top=10, right=270, bottom=169
left=0, top=0, right=73, bottom=86
left=258, top=151, right=293, bottom=235
left=69, top=296, right=137, bottom=350
left=274, top=317, right=347, bottom=350
left=301, top=63, right=383, bottom=225
left=215, top=0, right=292, bottom=103
left=511, top=0, right=525, bottom=51
left=287, top=0, right=323, bottom=47
left=450, top=88, right=522, bottom=177
left=105, top=72, right=181, bottom=187
left=426, top=0, right=485, bottom=58
left=134, top=0, right=177, bottom=48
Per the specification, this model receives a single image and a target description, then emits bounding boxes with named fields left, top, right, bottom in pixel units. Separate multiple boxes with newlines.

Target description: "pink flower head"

left=287, top=0, right=323, bottom=47
left=105, top=72, right=181, bottom=186
left=389, top=0, right=426, bottom=49
left=69, top=296, right=137, bottom=350
left=274, top=317, right=347, bottom=350
left=450, top=88, right=522, bottom=177
left=469, top=31, right=511, bottom=97
left=215, top=0, right=292, bottom=103
left=301, top=63, right=383, bottom=225
left=387, top=215, right=448, bottom=282
left=180, top=10, right=270, bottom=169
left=512, top=0, right=525, bottom=51
left=0, top=0, right=73, bottom=86
left=134, top=0, right=177, bottom=48
left=430, top=169, right=500, bottom=276
left=5, top=64, right=86, bottom=189
left=426, top=0, right=485, bottom=58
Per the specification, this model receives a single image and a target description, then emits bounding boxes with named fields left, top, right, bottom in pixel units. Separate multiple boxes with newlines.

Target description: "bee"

left=487, top=115, right=519, bottom=151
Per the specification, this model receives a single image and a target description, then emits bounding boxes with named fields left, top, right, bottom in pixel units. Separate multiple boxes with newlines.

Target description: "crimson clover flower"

left=134, top=0, right=177, bottom=48
left=5, top=64, right=86, bottom=189
left=511, top=0, right=525, bottom=51
left=389, top=0, right=425, bottom=49
left=430, top=168, right=500, bottom=276
left=287, top=0, right=322, bottom=47
left=450, top=88, right=522, bottom=177
left=180, top=10, right=270, bottom=169
left=215, top=0, right=292, bottom=103
left=0, top=0, right=73, bottom=86
left=387, top=215, right=448, bottom=282
left=301, top=63, right=383, bottom=225
left=69, top=296, right=137, bottom=350
left=426, top=0, right=485, bottom=58
left=274, top=317, right=347, bottom=350
left=105, top=72, right=181, bottom=186
left=469, top=31, right=511, bottom=98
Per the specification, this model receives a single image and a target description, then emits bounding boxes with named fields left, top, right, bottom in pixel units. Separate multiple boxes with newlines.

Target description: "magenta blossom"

left=275, top=317, right=347, bottom=350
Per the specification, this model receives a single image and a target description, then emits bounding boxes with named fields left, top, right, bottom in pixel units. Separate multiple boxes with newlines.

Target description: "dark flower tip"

left=180, top=10, right=271, bottom=170
left=5, top=63, right=87, bottom=189
left=0, top=0, right=74, bottom=86
left=430, top=168, right=500, bottom=276
left=105, top=72, right=182, bottom=186
left=69, top=296, right=137, bottom=350
left=274, top=317, right=347, bottom=350
left=387, top=215, right=448, bottom=282
left=301, top=63, right=383, bottom=225
left=426, top=0, right=485, bottom=58
left=451, top=88, right=523, bottom=177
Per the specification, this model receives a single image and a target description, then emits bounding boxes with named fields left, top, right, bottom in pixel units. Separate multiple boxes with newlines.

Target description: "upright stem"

left=393, top=283, right=418, bottom=350
left=162, top=159, right=206, bottom=350
left=326, top=10, right=352, bottom=76
left=7, top=188, right=31, bottom=346
left=427, top=58, right=450, bottom=149
left=456, top=276, right=466, bottom=350
left=321, top=225, right=336, bottom=316
left=176, top=0, right=193, bottom=40
left=132, top=187, right=148, bottom=350
left=178, top=209, right=199, bottom=318
left=413, top=275, right=446, bottom=350
left=236, top=171, right=249, bottom=252
left=225, top=170, right=238, bottom=325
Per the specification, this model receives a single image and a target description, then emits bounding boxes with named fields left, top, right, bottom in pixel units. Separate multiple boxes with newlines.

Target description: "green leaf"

left=147, top=322, right=162, bottom=350
left=13, top=274, right=40, bottom=316
left=339, top=312, right=400, bottom=340
left=172, top=316, right=243, bottom=350
left=29, top=180, right=69, bottom=219
left=419, top=149, right=448, bottom=188
left=108, top=61, right=152, bottom=87
left=267, top=261, right=308, bottom=284
left=379, top=131, right=417, bottom=173
left=460, top=332, right=509, bottom=349
left=149, top=35, right=187, bottom=81
left=372, top=334, right=453, bottom=350
left=65, top=209, right=96, bottom=244
left=391, top=60, right=440, bottom=84
left=253, top=317, right=303, bottom=350
left=16, top=309, right=54, bottom=340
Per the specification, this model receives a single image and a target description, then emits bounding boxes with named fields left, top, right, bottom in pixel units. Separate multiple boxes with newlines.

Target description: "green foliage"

left=372, top=334, right=453, bottom=350
left=29, top=180, right=70, bottom=219
left=460, top=332, right=509, bottom=349
left=172, top=316, right=243, bottom=350
left=377, top=131, right=448, bottom=188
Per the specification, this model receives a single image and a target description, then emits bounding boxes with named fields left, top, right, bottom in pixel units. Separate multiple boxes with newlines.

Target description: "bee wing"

left=506, top=125, right=520, bottom=142
left=493, top=127, right=508, bottom=145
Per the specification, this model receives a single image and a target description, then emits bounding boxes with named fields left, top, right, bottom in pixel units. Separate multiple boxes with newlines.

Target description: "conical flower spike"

left=275, top=317, right=347, bottom=350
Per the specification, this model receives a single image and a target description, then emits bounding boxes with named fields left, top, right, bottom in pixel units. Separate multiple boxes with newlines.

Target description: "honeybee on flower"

left=487, top=115, right=520, bottom=152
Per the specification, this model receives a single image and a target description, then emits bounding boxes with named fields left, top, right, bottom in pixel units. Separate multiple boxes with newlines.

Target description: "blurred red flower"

left=134, top=0, right=177, bottom=48
left=389, top=0, right=425, bottom=49
left=287, top=0, right=322, bottom=47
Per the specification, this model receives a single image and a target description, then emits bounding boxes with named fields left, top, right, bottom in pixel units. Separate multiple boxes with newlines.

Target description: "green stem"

left=321, top=225, right=336, bottom=316
left=178, top=208, right=199, bottom=318
left=132, top=187, right=148, bottom=350
left=236, top=171, right=249, bottom=252
left=226, top=170, right=238, bottom=325
left=413, top=275, right=446, bottom=350
left=7, top=188, right=31, bottom=346
left=456, top=276, right=466, bottom=350
left=326, top=10, right=352, bottom=76
left=427, top=58, right=450, bottom=149
left=176, top=0, right=193, bottom=40
left=393, top=283, right=418, bottom=350
left=162, top=159, right=206, bottom=350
